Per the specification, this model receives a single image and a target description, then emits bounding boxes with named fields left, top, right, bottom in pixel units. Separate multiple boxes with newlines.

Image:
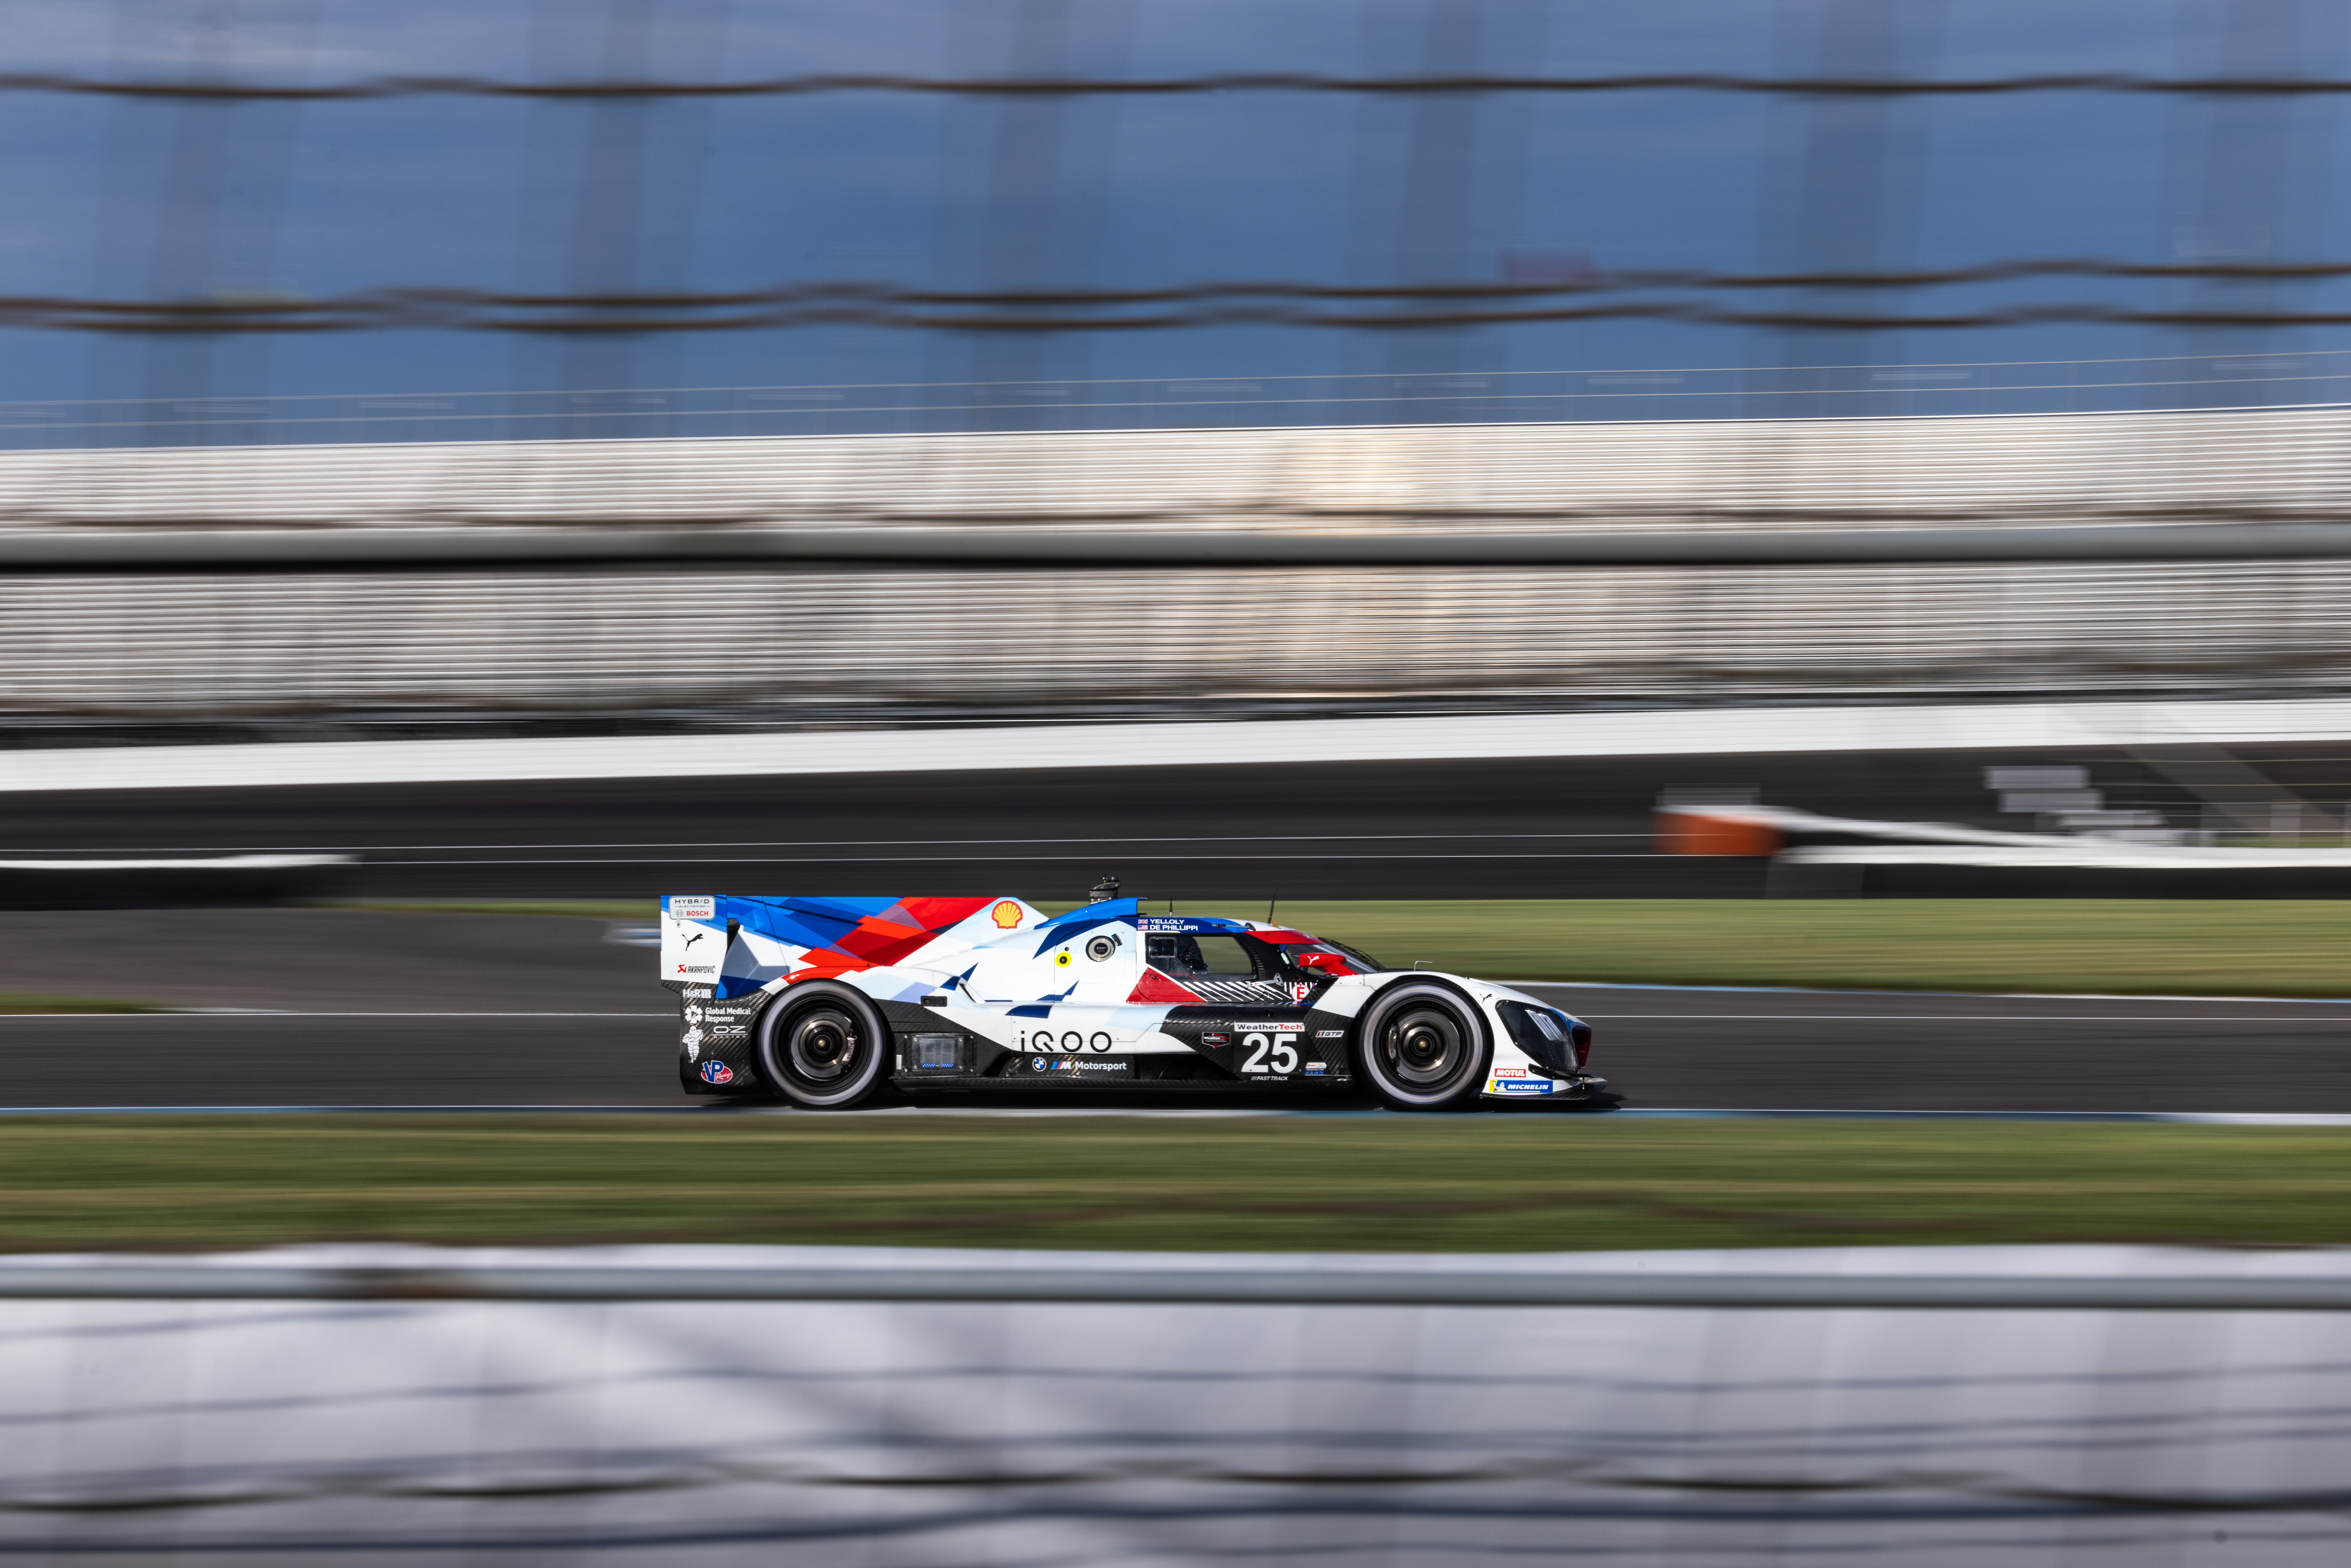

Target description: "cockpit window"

left=1146, top=933, right=1260, bottom=978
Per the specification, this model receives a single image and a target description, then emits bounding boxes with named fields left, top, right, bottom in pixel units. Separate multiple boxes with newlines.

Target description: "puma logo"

left=682, top=931, right=709, bottom=949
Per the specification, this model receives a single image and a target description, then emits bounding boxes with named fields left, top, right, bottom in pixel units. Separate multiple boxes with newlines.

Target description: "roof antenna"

left=1267, top=897, right=1277, bottom=925
left=1088, top=874, right=1122, bottom=904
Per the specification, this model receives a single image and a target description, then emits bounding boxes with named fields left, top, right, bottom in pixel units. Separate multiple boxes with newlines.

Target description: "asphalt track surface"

left=8, top=741, right=2351, bottom=1109
left=13, top=740, right=2351, bottom=902
left=6, top=908, right=2349, bottom=1112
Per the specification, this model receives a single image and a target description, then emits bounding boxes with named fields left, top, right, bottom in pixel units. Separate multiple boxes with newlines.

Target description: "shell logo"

left=991, top=900, right=1023, bottom=929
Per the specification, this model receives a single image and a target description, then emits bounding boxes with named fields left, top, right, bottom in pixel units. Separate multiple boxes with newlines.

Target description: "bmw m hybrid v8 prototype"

left=662, top=892, right=1599, bottom=1111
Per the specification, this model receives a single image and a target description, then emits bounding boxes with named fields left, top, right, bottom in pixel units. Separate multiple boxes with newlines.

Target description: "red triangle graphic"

left=1126, top=968, right=1203, bottom=1005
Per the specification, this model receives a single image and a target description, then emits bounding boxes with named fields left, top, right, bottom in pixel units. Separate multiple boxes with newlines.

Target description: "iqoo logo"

left=1019, top=1030, right=1115, bottom=1052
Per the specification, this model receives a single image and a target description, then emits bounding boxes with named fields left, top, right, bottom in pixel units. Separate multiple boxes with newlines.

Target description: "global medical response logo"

left=991, top=900, right=1022, bottom=929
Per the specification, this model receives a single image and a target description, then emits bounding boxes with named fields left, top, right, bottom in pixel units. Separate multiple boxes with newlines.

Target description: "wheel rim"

left=787, top=1007, right=861, bottom=1084
left=1379, top=1003, right=1472, bottom=1091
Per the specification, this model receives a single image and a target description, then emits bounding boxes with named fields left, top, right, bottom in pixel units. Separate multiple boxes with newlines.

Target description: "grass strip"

left=5, top=1115, right=2351, bottom=1255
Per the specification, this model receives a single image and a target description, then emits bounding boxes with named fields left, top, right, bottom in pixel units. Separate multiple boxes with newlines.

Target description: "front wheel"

left=755, top=982, right=887, bottom=1109
left=1355, top=983, right=1492, bottom=1111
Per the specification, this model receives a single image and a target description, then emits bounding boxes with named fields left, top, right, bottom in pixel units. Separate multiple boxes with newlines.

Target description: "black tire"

left=754, top=982, right=888, bottom=1109
left=1355, top=982, right=1492, bottom=1111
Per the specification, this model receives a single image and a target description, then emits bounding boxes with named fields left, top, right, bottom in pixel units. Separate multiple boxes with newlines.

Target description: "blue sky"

left=3, top=0, right=2347, bottom=442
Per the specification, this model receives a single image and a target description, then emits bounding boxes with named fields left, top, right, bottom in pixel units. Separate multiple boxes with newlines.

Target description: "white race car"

left=661, top=890, right=1600, bottom=1111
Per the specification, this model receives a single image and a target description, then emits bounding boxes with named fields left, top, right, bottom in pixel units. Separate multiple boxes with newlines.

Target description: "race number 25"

left=1240, top=1033, right=1300, bottom=1074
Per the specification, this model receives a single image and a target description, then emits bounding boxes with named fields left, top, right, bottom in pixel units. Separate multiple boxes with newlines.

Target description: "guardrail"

left=12, top=1259, right=2351, bottom=1310
left=14, top=1241, right=2351, bottom=1561
left=4, top=1246, right=2349, bottom=1564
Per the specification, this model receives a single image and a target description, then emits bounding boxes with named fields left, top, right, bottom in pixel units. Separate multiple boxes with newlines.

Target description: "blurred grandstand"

left=6, top=0, right=2351, bottom=739
left=6, top=398, right=2351, bottom=734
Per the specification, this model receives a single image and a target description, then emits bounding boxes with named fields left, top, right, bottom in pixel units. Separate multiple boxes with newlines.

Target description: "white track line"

left=11, top=695, right=2351, bottom=792
left=1577, top=1013, right=2340, bottom=1022
left=8, top=832, right=1654, bottom=854
left=3, top=1104, right=2351, bottom=1123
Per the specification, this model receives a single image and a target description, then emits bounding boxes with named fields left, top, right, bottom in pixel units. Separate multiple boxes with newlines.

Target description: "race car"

left=660, top=889, right=1601, bottom=1111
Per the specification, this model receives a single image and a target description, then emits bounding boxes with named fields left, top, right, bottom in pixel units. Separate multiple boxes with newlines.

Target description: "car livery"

left=659, top=893, right=1600, bottom=1111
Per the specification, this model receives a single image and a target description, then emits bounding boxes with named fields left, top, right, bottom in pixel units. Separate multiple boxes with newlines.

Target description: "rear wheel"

left=755, top=982, right=887, bottom=1109
left=1355, top=983, right=1491, bottom=1111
